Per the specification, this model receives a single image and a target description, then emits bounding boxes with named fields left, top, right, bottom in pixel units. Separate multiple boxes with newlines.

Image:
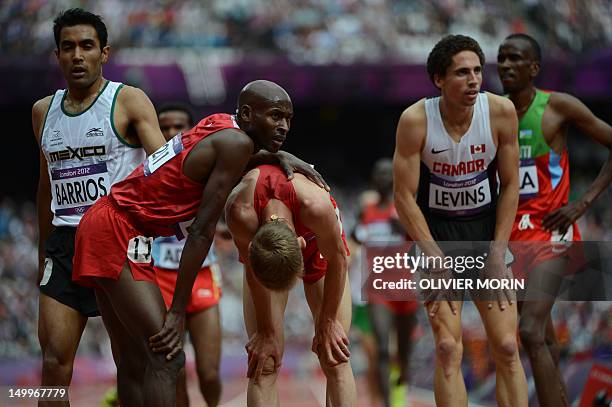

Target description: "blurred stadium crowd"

left=1, top=0, right=611, bottom=62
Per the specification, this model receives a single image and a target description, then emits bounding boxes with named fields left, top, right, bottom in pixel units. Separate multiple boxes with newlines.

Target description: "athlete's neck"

left=236, top=118, right=261, bottom=153
left=66, top=76, right=106, bottom=104
left=439, top=97, right=474, bottom=136
left=262, top=201, right=295, bottom=232
left=508, top=86, right=536, bottom=119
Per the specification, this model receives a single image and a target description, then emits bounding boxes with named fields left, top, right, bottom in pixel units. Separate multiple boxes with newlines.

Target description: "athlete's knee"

left=490, top=335, right=520, bottom=365
left=41, top=349, right=75, bottom=382
left=249, top=357, right=280, bottom=389
left=320, top=359, right=351, bottom=380
left=436, top=337, right=463, bottom=376
left=519, top=317, right=546, bottom=353
left=148, top=349, right=186, bottom=377
left=259, top=356, right=280, bottom=377
left=197, top=365, right=221, bottom=388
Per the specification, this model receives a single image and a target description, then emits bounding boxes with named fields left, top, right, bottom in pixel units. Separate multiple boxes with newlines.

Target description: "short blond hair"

left=249, top=220, right=304, bottom=291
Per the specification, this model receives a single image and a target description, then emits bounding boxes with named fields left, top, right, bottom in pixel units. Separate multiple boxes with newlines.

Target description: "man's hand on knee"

left=312, top=318, right=350, bottom=367
left=245, top=331, right=282, bottom=384
left=149, top=309, right=185, bottom=360
left=481, top=253, right=516, bottom=311
left=422, top=268, right=460, bottom=317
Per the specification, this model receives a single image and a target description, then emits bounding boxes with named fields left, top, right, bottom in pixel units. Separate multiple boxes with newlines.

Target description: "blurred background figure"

left=353, top=158, right=419, bottom=407
left=153, top=103, right=224, bottom=407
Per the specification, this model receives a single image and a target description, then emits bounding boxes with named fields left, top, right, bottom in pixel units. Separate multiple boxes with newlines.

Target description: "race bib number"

left=156, top=241, right=183, bottom=269
left=143, top=135, right=184, bottom=176
left=519, top=159, right=539, bottom=199
left=51, top=162, right=109, bottom=217
left=127, top=235, right=153, bottom=263
left=155, top=239, right=216, bottom=269
left=429, top=172, right=492, bottom=216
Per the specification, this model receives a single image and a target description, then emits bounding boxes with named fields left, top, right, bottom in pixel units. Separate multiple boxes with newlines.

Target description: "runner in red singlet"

left=354, top=158, right=419, bottom=407
left=225, top=164, right=357, bottom=407
left=72, top=80, right=324, bottom=407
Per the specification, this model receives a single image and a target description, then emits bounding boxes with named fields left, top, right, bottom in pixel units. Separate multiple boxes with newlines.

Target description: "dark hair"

left=157, top=103, right=195, bottom=126
left=427, top=35, right=485, bottom=85
left=53, top=8, right=108, bottom=50
left=249, top=220, right=304, bottom=291
left=505, top=33, right=541, bottom=63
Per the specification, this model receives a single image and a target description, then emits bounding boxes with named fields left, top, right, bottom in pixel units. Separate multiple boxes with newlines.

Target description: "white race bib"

left=144, top=134, right=184, bottom=176
left=157, top=242, right=183, bottom=269
left=51, top=162, right=110, bottom=217
left=429, top=172, right=492, bottom=216
left=127, top=235, right=153, bottom=263
left=154, top=236, right=217, bottom=270
left=519, top=159, right=539, bottom=199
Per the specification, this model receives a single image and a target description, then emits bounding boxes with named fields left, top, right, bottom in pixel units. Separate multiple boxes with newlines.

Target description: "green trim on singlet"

left=60, top=80, right=110, bottom=117
left=110, top=84, right=141, bottom=148
left=39, top=93, right=56, bottom=146
left=517, top=89, right=551, bottom=159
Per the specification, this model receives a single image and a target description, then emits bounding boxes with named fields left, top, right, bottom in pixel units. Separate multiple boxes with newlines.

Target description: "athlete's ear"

left=239, top=105, right=252, bottom=123
left=101, top=45, right=110, bottom=64
left=433, top=73, right=444, bottom=90
left=297, top=236, right=306, bottom=250
left=529, top=60, right=540, bottom=79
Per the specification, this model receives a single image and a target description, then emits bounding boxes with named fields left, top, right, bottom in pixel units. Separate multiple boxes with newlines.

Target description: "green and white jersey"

left=40, top=81, right=145, bottom=227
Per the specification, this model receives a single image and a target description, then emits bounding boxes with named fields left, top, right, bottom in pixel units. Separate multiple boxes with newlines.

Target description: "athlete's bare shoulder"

left=292, top=173, right=334, bottom=219
left=32, top=95, right=54, bottom=112
left=399, top=98, right=427, bottom=128
left=485, top=92, right=517, bottom=133
left=485, top=91, right=515, bottom=117
left=114, top=84, right=147, bottom=106
left=225, top=168, right=259, bottom=240
left=547, top=91, right=583, bottom=116
left=396, top=98, right=427, bottom=154
left=113, top=84, right=156, bottom=119
left=226, top=168, right=258, bottom=211
left=32, top=95, right=54, bottom=142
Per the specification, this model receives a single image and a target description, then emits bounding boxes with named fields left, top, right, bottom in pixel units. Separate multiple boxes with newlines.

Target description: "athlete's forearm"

left=581, top=152, right=612, bottom=207
left=171, top=234, right=213, bottom=313
left=246, top=150, right=281, bottom=169
left=319, top=255, right=347, bottom=322
left=394, top=193, right=444, bottom=258
left=246, top=268, right=276, bottom=334
left=493, top=181, right=519, bottom=251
